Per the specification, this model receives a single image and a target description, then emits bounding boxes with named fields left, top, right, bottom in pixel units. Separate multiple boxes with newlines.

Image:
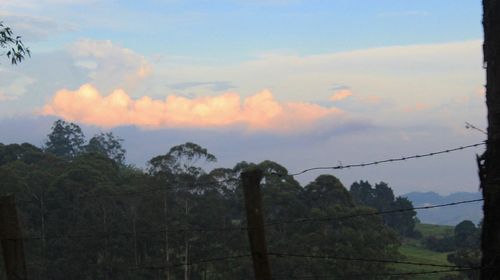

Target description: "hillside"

left=394, top=223, right=457, bottom=279
left=403, top=191, right=483, bottom=225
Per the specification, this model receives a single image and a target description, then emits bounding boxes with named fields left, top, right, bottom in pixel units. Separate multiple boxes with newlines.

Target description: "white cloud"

left=151, top=40, right=483, bottom=129
left=68, top=39, right=152, bottom=92
left=0, top=0, right=96, bottom=9
left=0, top=69, right=35, bottom=101
left=0, top=12, right=75, bottom=41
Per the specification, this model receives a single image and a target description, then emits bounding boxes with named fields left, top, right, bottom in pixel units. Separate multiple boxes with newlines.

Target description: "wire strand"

left=275, top=267, right=482, bottom=279
left=263, top=198, right=484, bottom=227
left=129, top=254, right=252, bottom=271
left=18, top=198, right=483, bottom=240
left=282, top=142, right=485, bottom=176
left=268, top=252, right=471, bottom=269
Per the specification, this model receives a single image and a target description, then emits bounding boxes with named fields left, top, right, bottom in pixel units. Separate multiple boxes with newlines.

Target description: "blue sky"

left=0, top=0, right=486, bottom=194
left=3, top=0, right=482, bottom=58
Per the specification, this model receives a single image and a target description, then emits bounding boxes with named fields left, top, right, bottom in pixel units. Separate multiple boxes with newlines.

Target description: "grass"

left=390, top=223, right=459, bottom=280
left=416, top=223, right=454, bottom=239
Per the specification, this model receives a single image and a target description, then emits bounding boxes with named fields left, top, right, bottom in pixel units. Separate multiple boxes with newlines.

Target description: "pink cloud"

left=359, top=95, right=382, bottom=104
left=330, top=89, right=352, bottom=102
left=42, top=84, right=343, bottom=132
left=402, top=102, right=430, bottom=113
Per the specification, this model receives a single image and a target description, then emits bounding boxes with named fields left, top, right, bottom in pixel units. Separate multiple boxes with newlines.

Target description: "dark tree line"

left=0, top=120, right=417, bottom=280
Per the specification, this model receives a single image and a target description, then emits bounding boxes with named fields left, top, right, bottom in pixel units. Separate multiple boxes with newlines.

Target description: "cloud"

left=0, top=13, right=75, bottom=41
left=403, top=102, right=431, bottom=113
left=359, top=95, right=382, bottom=104
left=0, top=69, right=35, bottom=101
left=68, top=39, right=151, bottom=91
left=377, top=10, right=430, bottom=17
left=169, top=81, right=236, bottom=92
left=0, top=0, right=96, bottom=9
left=42, top=84, right=343, bottom=132
left=330, top=89, right=352, bottom=102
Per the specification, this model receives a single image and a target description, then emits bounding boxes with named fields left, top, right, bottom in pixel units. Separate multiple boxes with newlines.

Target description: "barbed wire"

left=268, top=252, right=470, bottom=269
left=129, top=254, right=252, bottom=271
left=15, top=177, right=240, bottom=205
left=281, top=141, right=485, bottom=176
left=18, top=198, right=483, bottom=241
left=465, top=122, right=487, bottom=135
left=275, top=267, right=482, bottom=279
left=13, top=142, right=486, bottom=206
left=263, top=198, right=484, bottom=227
left=125, top=251, right=478, bottom=273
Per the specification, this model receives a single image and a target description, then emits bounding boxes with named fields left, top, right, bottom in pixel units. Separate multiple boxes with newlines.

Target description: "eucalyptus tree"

left=44, top=120, right=86, bottom=159
left=0, top=21, right=30, bottom=64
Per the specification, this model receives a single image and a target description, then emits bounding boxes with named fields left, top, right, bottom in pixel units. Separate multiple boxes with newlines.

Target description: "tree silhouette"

left=0, top=21, right=30, bottom=65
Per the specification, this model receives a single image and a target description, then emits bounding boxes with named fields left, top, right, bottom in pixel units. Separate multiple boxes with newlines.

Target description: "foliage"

left=447, top=249, right=480, bottom=280
left=85, top=132, right=126, bottom=165
left=447, top=220, right=481, bottom=280
left=416, top=220, right=481, bottom=279
left=0, top=126, right=404, bottom=279
left=148, top=142, right=216, bottom=177
left=423, top=235, right=455, bottom=252
left=0, top=21, right=30, bottom=64
left=350, top=180, right=418, bottom=237
left=454, top=220, right=480, bottom=249
left=44, top=120, right=86, bottom=159
left=44, top=120, right=127, bottom=167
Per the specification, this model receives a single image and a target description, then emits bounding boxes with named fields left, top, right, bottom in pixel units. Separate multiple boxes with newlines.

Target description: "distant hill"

left=403, top=192, right=483, bottom=226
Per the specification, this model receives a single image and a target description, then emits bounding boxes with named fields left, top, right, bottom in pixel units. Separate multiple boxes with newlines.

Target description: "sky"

left=0, top=0, right=487, bottom=194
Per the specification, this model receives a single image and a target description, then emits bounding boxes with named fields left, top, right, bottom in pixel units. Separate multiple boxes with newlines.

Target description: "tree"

left=455, top=220, right=480, bottom=249
left=385, top=196, right=418, bottom=237
left=85, top=132, right=126, bottom=165
left=304, top=175, right=353, bottom=209
left=148, top=142, right=216, bottom=179
left=445, top=220, right=481, bottom=280
left=448, top=249, right=481, bottom=280
left=0, top=21, right=30, bottom=64
left=350, top=181, right=417, bottom=237
left=481, top=1, right=500, bottom=278
left=44, top=120, right=86, bottom=159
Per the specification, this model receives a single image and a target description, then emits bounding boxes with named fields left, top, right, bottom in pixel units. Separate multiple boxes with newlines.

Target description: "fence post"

left=241, top=167, right=272, bottom=280
left=0, top=195, right=27, bottom=280
left=481, top=0, right=500, bottom=278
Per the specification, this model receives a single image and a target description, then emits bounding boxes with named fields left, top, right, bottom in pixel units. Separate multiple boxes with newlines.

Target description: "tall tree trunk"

left=102, top=204, right=110, bottom=280
left=132, top=210, right=138, bottom=266
left=163, top=191, right=170, bottom=280
left=481, top=0, right=500, bottom=278
left=40, top=196, right=46, bottom=280
left=184, top=238, right=189, bottom=280
left=184, top=199, right=189, bottom=280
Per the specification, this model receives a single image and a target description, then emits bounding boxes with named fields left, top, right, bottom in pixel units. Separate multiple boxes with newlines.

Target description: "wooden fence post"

left=0, top=195, right=27, bottom=280
left=241, top=167, right=272, bottom=280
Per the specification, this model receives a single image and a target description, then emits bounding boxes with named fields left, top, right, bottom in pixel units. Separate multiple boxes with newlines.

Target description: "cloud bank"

left=42, top=84, right=342, bottom=132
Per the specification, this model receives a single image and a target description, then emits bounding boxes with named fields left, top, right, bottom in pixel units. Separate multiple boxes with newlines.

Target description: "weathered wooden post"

left=241, top=167, right=272, bottom=280
left=0, top=195, right=27, bottom=280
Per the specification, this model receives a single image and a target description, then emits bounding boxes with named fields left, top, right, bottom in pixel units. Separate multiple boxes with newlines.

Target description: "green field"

left=416, top=223, right=454, bottom=239
left=391, top=223, right=459, bottom=280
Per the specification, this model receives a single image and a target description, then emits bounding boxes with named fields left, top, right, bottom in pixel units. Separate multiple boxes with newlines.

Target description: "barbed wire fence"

left=2, top=141, right=487, bottom=279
